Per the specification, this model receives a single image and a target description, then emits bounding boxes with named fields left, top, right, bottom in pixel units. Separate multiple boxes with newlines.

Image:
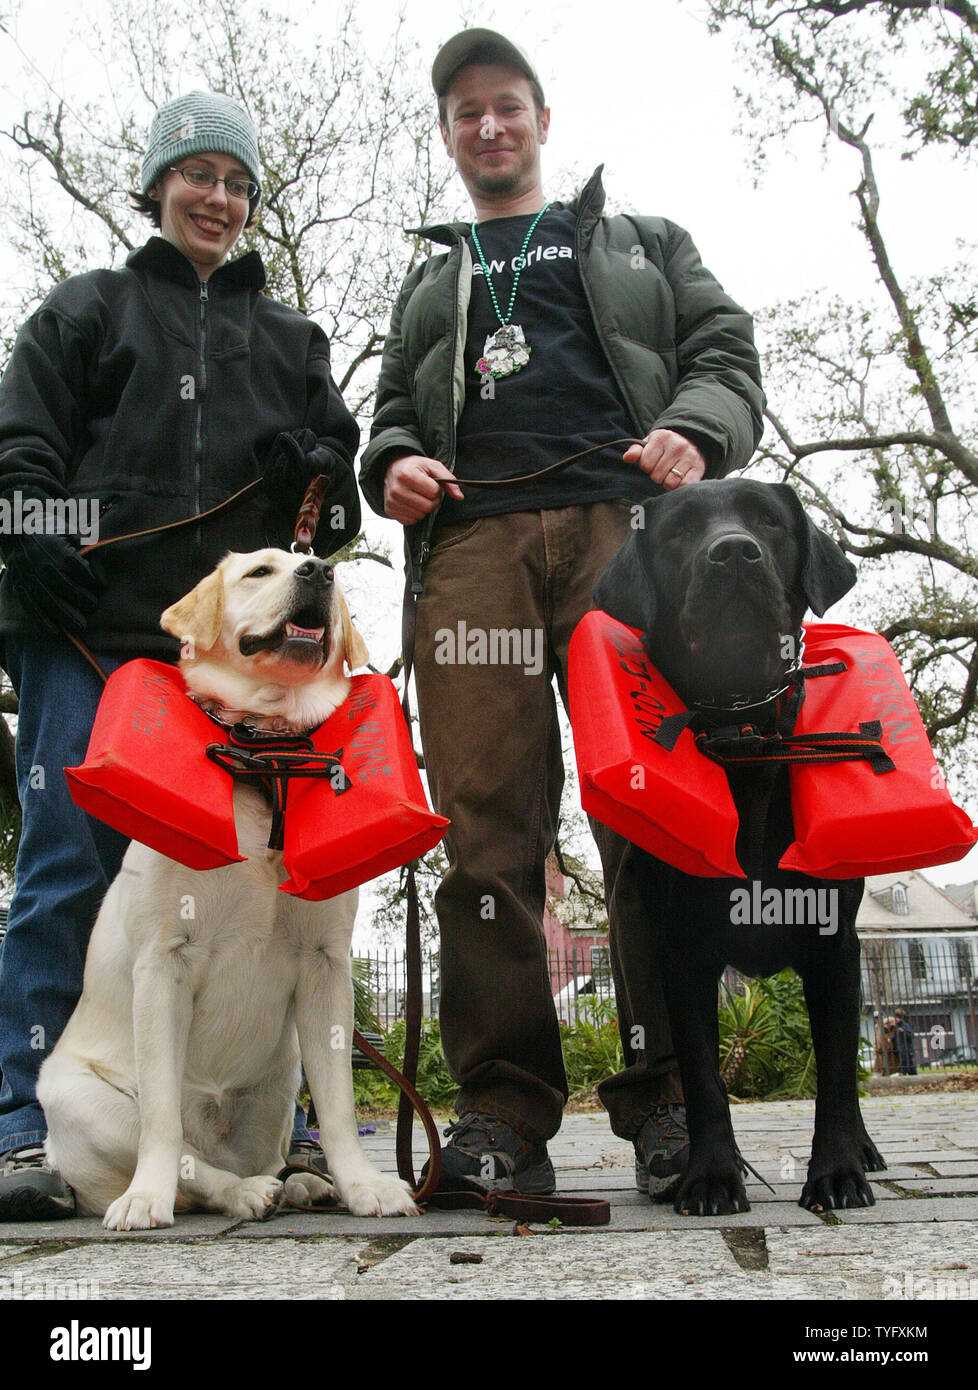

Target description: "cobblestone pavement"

left=1, top=1091, right=975, bottom=1314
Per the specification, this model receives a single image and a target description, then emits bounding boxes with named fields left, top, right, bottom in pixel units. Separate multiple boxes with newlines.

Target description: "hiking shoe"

left=429, top=1112, right=556, bottom=1194
left=634, top=1105, right=689, bottom=1199
left=0, top=1144, right=75, bottom=1221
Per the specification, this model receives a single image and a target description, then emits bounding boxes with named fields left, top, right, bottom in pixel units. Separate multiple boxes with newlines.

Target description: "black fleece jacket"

left=0, top=237, right=360, bottom=655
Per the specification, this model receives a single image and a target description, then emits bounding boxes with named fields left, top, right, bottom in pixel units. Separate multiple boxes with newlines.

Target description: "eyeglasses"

left=168, top=166, right=259, bottom=201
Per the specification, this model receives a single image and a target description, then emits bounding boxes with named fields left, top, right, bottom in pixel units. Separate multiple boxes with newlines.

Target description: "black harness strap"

left=695, top=721, right=894, bottom=775
left=205, top=740, right=350, bottom=852
left=652, top=660, right=896, bottom=775
left=649, top=660, right=897, bottom=880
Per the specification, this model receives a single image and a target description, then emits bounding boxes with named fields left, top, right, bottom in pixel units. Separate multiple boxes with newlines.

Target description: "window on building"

left=892, top=883, right=909, bottom=915
left=908, top=940, right=927, bottom=981
left=589, top=945, right=612, bottom=990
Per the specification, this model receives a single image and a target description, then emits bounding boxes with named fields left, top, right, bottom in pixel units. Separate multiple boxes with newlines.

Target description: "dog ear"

left=160, top=570, right=226, bottom=653
left=337, top=592, right=369, bottom=672
left=592, top=529, right=657, bottom=634
left=775, top=485, right=857, bottom=616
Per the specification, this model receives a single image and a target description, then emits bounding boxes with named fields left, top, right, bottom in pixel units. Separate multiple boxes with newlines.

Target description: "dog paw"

left=283, top=1171, right=337, bottom=1208
left=673, top=1169, right=750, bottom=1217
left=337, top=1171, right=419, bottom=1217
left=223, top=1175, right=284, bottom=1222
left=104, top=1190, right=174, bottom=1230
left=859, top=1136, right=887, bottom=1174
left=800, top=1168, right=875, bottom=1211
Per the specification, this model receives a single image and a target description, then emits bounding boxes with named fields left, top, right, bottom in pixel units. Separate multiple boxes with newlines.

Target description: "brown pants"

left=415, top=501, right=683, bottom=1144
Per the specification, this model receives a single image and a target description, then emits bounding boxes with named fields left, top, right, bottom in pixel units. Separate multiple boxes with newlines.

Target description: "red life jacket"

left=278, top=674, right=449, bottom=901
left=568, top=612, right=977, bottom=880
left=567, top=615, right=741, bottom=877
left=66, top=660, right=448, bottom=900
left=781, top=624, right=976, bottom=878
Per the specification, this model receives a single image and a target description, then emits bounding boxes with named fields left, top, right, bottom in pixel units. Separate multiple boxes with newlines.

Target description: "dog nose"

left=707, top=533, right=763, bottom=566
left=294, top=559, right=334, bottom=583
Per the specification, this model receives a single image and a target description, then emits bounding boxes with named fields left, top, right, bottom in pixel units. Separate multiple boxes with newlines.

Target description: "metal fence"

left=355, top=950, right=441, bottom=1029
left=354, top=945, right=618, bottom=1029
left=2, top=911, right=971, bottom=1069
left=356, top=935, right=978, bottom=1074
left=859, top=934, right=978, bottom=1075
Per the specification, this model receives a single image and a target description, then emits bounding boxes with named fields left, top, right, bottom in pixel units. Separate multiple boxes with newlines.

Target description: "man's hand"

left=383, top=455, right=464, bottom=524
left=624, top=430, right=706, bottom=490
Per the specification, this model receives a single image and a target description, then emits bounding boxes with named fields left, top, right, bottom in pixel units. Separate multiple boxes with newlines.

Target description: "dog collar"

left=690, top=630, right=807, bottom=713
left=188, top=693, right=316, bottom=738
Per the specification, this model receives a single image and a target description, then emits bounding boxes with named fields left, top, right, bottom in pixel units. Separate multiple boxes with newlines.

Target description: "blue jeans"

left=0, top=637, right=312, bottom=1153
left=0, top=637, right=131, bottom=1151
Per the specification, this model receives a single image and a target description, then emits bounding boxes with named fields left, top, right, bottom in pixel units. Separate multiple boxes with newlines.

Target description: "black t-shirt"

left=440, top=206, right=649, bottom=522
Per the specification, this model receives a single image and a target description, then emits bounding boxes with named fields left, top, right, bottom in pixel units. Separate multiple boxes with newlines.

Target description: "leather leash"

left=65, top=478, right=265, bottom=683
left=291, top=480, right=607, bottom=1221
left=447, top=437, right=643, bottom=487
left=77, top=479, right=265, bottom=556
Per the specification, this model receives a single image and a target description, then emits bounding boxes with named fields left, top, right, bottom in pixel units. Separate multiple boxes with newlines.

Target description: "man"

left=0, top=90, right=360, bottom=1217
left=360, top=30, right=764, bottom=1194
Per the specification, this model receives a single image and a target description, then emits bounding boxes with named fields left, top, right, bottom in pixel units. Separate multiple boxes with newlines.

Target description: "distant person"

left=875, top=1017, right=899, bottom=1075
left=894, top=1009, right=917, bottom=1076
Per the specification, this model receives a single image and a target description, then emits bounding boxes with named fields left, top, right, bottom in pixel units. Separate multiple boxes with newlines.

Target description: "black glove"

left=262, top=429, right=336, bottom=508
left=1, top=527, right=102, bottom=637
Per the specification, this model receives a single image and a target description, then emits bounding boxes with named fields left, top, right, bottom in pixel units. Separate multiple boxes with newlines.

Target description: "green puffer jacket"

left=359, top=166, right=764, bottom=570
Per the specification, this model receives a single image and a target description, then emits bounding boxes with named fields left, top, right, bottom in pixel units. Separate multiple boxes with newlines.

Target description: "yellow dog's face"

left=160, top=548, right=368, bottom=729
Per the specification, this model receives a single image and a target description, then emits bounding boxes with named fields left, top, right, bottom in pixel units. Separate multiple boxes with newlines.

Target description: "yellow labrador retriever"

left=38, top=549, right=417, bottom=1229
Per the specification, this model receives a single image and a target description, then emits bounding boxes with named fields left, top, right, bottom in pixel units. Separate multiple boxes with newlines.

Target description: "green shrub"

left=353, top=1017, right=456, bottom=1110
left=353, top=1003, right=625, bottom=1108
left=559, top=997, right=624, bottom=1096
left=718, top=971, right=816, bottom=1099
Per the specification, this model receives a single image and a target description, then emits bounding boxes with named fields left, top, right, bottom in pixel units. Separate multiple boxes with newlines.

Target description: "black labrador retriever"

left=593, top=478, right=885, bottom=1215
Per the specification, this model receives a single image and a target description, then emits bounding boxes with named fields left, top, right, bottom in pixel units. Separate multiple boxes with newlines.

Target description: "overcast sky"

left=1, top=0, right=967, bottom=307
left=1, top=0, right=976, bottom=896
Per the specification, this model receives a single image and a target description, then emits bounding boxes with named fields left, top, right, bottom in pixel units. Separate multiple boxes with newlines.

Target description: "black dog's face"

left=593, top=480, right=857, bottom=707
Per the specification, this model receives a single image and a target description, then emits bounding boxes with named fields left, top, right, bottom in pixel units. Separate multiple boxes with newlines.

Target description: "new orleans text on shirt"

left=471, top=245, right=575, bottom=275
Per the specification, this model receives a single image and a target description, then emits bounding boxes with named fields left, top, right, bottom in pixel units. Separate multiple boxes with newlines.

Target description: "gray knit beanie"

left=141, top=91, right=261, bottom=208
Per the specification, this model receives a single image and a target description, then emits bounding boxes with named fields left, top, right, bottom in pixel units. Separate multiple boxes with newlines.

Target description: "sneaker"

left=284, top=1138, right=330, bottom=1178
left=429, top=1112, right=556, bottom=1194
left=634, top=1105, right=689, bottom=1199
left=0, top=1144, right=75, bottom=1221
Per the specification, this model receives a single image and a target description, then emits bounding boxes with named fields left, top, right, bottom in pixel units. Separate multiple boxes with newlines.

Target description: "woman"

left=0, top=91, right=360, bottom=1217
